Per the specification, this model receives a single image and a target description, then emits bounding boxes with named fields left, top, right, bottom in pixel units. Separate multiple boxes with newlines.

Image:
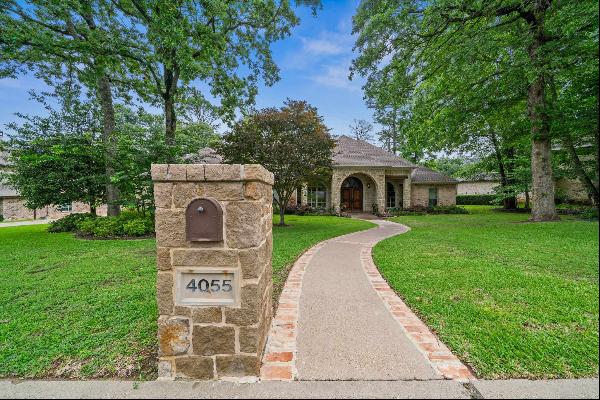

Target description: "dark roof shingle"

left=411, top=167, right=458, bottom=184
left=333, top=136, right=416, bottom=168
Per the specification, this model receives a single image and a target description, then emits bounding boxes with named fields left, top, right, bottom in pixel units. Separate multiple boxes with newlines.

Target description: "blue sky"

left=0, top=1, right=372, bottom=139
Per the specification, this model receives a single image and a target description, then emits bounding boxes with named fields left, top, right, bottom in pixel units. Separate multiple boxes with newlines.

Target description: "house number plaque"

left=176, top=268, right=240, bottom=307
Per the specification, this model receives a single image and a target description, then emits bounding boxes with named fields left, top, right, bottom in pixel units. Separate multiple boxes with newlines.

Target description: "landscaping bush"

left=48, top=213, right=96, bottom=233
left=430, top=205, right=470, bottom=214
left=284, top=205, right=347, bottom=217
left=0, top=214, right=4, bottom=222
left=382, top=205, right=469, bottom=217
left=75, top=211, right=154, bottom=238
left=456, top=194, right=496, bottom=205
left=578, top=208, right=599, bottom=221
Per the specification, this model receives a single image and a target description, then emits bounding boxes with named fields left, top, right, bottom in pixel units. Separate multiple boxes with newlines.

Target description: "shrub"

left=430, top=205, right=470, bottom=214
left=578, top=208, right=599, bottom=221
left=48, top=213, right=96, bottom=233
left=382, top=205, right=469, bottom=217
left=123, top=217, right=154, bottom=236
left=0, top=214, right=4, bottom=222
left=75, top=211, right=154, bottom=238
left=456, top=194, right=496, bottom=205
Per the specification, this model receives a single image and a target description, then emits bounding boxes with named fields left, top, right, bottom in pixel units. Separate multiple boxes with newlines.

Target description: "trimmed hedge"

left=48, top=211, right=154, bottom=238
left=48, top=213, right=96, bottom=232
left=383, top=205, right=469, bottom=216
left=456, top=194, right=496, bottom=205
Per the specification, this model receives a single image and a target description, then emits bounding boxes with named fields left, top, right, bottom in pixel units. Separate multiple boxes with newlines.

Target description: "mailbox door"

left=185, top=198, right=223, bottom=242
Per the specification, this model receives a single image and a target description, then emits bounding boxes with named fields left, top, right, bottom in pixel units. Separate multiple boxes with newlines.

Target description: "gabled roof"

left=411, top=167, right=458, bottom=184
left=333, top=135, right=417, bottom=168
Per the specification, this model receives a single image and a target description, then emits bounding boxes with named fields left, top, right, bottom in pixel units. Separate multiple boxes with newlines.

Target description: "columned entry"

left=341, top=177, right=363, bottom=211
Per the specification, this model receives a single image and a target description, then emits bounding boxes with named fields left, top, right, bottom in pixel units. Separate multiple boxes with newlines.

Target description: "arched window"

left=342, top=176, right=362, bottom=189
left=386, top=182, right=396, bottom=208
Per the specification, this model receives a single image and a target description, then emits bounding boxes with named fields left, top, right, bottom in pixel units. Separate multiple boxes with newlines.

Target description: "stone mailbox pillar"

left=151, top=164, right=274, bottom=381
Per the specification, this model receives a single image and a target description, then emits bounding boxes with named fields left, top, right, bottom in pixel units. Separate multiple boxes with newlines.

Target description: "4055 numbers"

left=186, top=278, right=232, bottom=293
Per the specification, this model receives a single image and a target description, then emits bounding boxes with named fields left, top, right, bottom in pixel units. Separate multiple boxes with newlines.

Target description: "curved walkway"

left=261, top=219, right=472, bottom=382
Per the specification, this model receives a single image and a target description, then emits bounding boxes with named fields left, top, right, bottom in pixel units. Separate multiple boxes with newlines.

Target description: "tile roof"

left=411, top=167, right=458, bottom=184
left=333, top=135, right=417, bottom=168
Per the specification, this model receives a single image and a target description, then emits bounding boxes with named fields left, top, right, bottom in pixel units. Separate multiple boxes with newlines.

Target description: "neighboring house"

left=0, top=151, right=106, bottom=221
left=294, top=136, right=457, bottom=212
left=457, top=175, right=499, bottom=196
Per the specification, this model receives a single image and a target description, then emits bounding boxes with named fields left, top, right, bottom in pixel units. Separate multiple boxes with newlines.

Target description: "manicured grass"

left=373, top=206, right=599, bottom=379
left=0, top=215, right=374, bottom=379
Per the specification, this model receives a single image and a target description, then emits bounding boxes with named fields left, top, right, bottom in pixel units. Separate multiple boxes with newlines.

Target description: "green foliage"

left=579, top=208, right=599, bottom=221
left=218, top=100, right=335, bottom=226
left=375, top=207, right=599, bottom=378
left=48, top=213, right=96, bottom=233
left=351, top=0, right=599, bottom=217
left=0, top=215, right=370, bottom=378
left=2, top=86, right=106, bottom=210
left=76, top=211, right=154, bottom=238
left=385, top=205, right=469, bottom=216
left=457, top=194, right=497, bottom=206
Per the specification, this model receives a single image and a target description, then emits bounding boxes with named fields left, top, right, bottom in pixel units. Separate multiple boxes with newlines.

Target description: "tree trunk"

left=526, top=2, right=558, bottom=221
left=279, top=203, right=286, bottom=226
left=525, top=188, right=530, bottom=209
left=97, top=74, right=120, bottom=217
left=489, top=131, right=517, bottom=209
left=163, top=65, right=180, bottom=150
left=562, top=135, right=599, bottom=205
left=90, top=205, right=97, bottom=216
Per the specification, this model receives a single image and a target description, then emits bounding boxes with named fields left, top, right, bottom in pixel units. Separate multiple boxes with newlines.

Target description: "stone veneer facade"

left=151, top=163, right=273, bottom=381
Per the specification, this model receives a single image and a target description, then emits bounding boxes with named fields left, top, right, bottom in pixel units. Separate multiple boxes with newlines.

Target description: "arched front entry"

left=341, top=177, right=363, bottom=211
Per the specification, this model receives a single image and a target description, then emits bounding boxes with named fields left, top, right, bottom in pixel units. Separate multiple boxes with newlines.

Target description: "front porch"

left=297, top=167, right=413, bottom=213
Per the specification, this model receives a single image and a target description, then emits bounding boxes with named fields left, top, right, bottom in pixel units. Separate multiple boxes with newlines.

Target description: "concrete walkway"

left=296, top=220, right=440, bottom=381
left=1, top=379, right=597, bottom=399
left=0, top=219, right=53, bottom=228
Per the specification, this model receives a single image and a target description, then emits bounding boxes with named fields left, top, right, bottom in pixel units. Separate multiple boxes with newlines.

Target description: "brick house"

left=0, top=152, right=106, bottom=221
left=294, top=136, right=458, bottom=212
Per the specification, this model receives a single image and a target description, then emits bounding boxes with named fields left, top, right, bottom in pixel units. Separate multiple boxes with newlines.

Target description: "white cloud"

left=310, top=60, right=361, bottom=92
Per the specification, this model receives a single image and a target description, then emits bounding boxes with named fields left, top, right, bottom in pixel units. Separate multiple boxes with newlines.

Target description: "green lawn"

left=0, top=215, right=374, bottom=379
left=373, top=206, right=599, bottom=379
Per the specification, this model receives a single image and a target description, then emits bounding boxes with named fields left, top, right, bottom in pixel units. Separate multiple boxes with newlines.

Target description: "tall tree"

left=107, top=0, right=320, bottom=148
left=0, top=1, right=124, bottom=215
left=218, top=100, right=334, bottom=226
left=349, top=119, right=374, bottom=142
left=352, top=0, right=598, bottom=221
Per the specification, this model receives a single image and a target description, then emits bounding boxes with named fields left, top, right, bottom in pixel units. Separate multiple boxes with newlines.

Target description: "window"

left=386, top=182, right=396, bottom=208
left=307, top=187, right=327, bottom=208
left=57, top=203, right=73, bottom=212
left=296, top=187, right=302, bottom=205
left=428, top=188, right=438, bottom=207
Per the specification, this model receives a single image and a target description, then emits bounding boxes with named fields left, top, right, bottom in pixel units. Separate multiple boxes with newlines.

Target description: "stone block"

left=239, top=326, right=259, bottom=353
left=225, top=202, right=263, bottom=248
left=187, top=164, right=204, bottom=181
left=192, top=325, right=235, bottom=356
left=216, top=355, right=260, bottom=377
left=158, top=317, right=190, bottom=356
left=151, top=164, right=168, bottom=181
left=156, top=247, right=171, bottom=271
left=157, top=272, right=174, bottom=315
left=171, top=249, right=238, bottom=267
left=158, top=360, right=173, bottom=378
left=191, top=307, right=222, bottom=324
left=243, top=164, right=274, bottom=185
left=154, top=183, right=173, bottom=209
left=172, top=183, right=201, bottom=208
left=205, top=164, right=242, bottom=181
left=244, top=181, right=271, bottom=201
left=167, top=164, right=187, bottom=181
left=224, top=284, right=261, bottom=326
left=201, top=182, right=244, bottom=201
left=175, top=356, right=214, bottom=380
left=238, top=241, right=269, bottom=279
left=155, top=209, right=186, bottom=247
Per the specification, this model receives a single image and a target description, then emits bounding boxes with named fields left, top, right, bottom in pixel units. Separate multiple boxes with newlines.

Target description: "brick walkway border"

left=360, top=244, right=475, bottom=382
left=260, top=242, right=326, bottom=381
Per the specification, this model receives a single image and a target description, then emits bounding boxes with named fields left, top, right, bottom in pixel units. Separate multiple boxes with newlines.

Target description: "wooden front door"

left=341, top=177, right=363, bottom=211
